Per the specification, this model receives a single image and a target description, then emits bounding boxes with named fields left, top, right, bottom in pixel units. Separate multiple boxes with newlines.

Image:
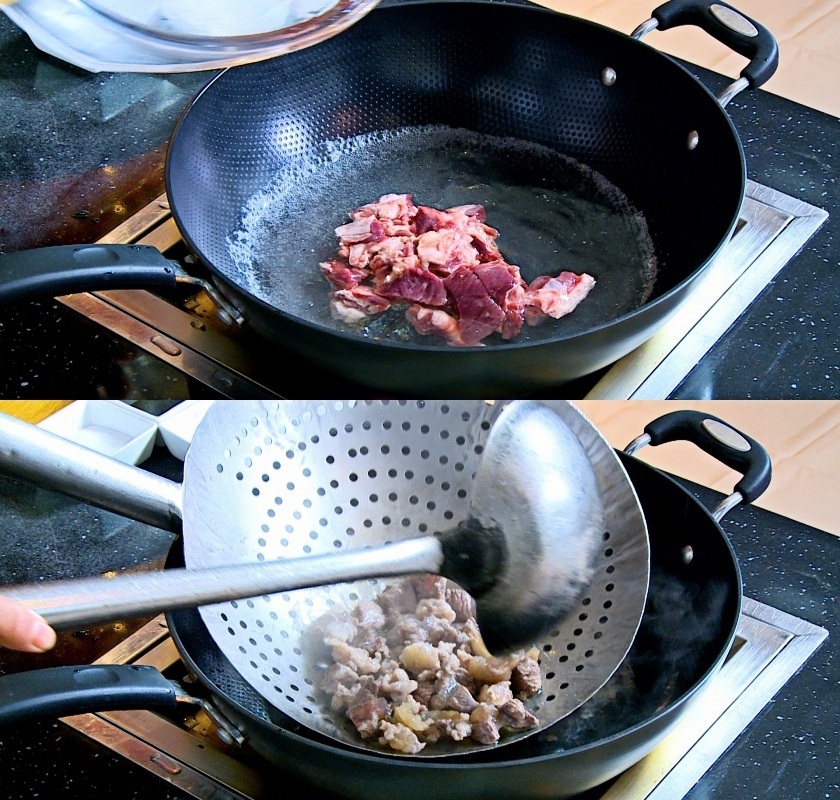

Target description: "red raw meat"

left=376, top=264, right=448, bottom=306
left=319, top=194, right=595, bottom=345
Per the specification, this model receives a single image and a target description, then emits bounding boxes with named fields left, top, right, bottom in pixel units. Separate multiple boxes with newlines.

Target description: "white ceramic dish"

left=157, top=400, right=215, bottom=460
left=38, top=401, right=158, bottom=465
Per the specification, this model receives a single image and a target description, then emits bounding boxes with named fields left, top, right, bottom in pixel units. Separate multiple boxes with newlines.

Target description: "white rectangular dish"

left=37, top=401, right=159, bottom=465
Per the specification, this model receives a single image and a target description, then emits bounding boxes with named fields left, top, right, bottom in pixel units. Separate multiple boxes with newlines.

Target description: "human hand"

left=0, top=595, right=57, bottom=652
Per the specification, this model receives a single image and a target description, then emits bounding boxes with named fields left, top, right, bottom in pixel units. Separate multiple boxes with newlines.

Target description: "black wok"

left=0, top=0, right=778, bottom=396
left=0, top=410, right=772, bottom=798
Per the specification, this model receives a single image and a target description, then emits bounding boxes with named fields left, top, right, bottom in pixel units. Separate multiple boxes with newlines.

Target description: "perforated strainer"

left=0, top=400, right=649, bottom=757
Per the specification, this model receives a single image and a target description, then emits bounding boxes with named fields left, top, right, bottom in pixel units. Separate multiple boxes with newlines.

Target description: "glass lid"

left=2, top=0, right=381, bottom=72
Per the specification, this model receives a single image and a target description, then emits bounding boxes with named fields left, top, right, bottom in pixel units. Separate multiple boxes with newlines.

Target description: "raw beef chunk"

left=320, top=194, right=594, bottom=345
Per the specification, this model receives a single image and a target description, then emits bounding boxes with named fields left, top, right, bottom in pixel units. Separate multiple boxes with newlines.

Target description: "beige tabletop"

left=576, top=400, right=840, bottom=538
left=2, top=400, right=837, bottom=539
left=534, top=1, right=840, bottom=118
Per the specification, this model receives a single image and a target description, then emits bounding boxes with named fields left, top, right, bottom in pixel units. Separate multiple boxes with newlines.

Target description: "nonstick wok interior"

left=223, top=127, right=658, bottom=344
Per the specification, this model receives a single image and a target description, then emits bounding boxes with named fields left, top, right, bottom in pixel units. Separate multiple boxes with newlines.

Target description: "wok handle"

left=626, top=410, right=771, bottom=510
left=0, top=664, right=178, bottom=729
left=0, top=412, right=183, bottom=532
left=647, top=0, right=778, bottom=89
left=1, top=538, right=444, bottom=630
left=0, top=244, right=181, bottom=305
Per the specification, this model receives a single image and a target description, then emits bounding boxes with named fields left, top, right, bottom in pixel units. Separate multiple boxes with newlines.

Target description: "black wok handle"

left=638, top=409, right=771, bottom=503
left=0, top=244, right=180, bottom=305
left=0, top=664, right=178, bottom=729
left=651, top=0, right=778, bottom=89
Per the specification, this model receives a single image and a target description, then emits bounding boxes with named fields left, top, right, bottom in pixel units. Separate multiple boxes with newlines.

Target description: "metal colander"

left=181, top=400, right=649, bottom=756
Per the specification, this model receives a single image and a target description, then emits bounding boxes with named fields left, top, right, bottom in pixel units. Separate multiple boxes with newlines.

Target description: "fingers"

left=0, top=596, right=57, bottom=653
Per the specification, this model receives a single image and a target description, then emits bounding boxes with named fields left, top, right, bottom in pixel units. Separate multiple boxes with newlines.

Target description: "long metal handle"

left=2, top=537, right=445, bottom=629
left=0, top=412, right=183, bottom=531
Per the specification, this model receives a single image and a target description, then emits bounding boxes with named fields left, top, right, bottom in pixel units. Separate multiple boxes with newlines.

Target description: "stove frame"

left=54, top=181, right=827, bottom=399
left=58, top=597, right=827, bottom=800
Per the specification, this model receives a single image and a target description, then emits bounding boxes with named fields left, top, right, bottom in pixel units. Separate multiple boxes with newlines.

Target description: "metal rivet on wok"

left=687, top=130, right=700, bottom=150
left=601, top=67, right=617, bottom=87
left=681, top=545, right=695, bottom=564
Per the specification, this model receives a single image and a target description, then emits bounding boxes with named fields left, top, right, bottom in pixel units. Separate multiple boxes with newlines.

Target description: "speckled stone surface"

left=0, top=2, right=836, bottom=399
left=672, top=84, right=838, bottom=399
left=0, top=442, right=836, bottom=799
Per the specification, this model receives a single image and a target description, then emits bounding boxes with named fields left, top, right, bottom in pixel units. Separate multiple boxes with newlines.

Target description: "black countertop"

left=0, top=426, right=836, bottom=800
left=0, top=2, right=836, bottom=400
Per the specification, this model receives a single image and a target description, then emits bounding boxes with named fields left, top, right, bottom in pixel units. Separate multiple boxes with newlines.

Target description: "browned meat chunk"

left=477, top=680, right=514, bottom=708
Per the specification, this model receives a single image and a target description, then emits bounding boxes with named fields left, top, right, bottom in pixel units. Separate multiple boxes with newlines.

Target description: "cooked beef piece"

left=379, top=721, right=425, bottom=755
left=477, top=680, right=514, bottom=708
left=511, top=657, right=543, bottom=698
left=430, top=677, right=480, bottom=713
left=315, top=574, right=542, bottom=754
left=379, top=581, right=419, bottom=619
left=410, top=574, right=447, bottom=600
left=347, top=689, right=390, bottom=738
left=469, top=703, right=501, bottom=745
left=353, top=601, right=387, bottom=629
left=445, top=586, right=477, bottom=622
left=499, top=699, right=539, bottom=730
left=311, top=609, right=357, bottom=644
left=319, top=194, right=594, bottom=344
left=434, top=713, right=472, bottom=742
left=380, top=664, right=419, bottom=702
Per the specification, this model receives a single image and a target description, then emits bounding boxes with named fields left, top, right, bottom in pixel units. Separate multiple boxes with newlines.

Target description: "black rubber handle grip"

left=0, top=664, right=179, bottom=728
left=643, top=409, right=772, bottom=503
left=0, top=244, right=180, bottom=305
left=651, top=0, right=779, bottom=88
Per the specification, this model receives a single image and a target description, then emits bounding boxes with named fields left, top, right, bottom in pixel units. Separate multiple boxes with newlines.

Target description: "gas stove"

left=56, top=597, right=827, bottom=800
left=52, top=180, right=827, bottom=399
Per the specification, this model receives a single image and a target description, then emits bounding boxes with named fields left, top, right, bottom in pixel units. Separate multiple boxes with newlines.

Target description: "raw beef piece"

left=320, top=260, right=368, bottom=290
left=319, top=194, right=594, bottom=345
left=444, top=266, right=507, bottom=346
left=523, top=273, right=596, bottom=326
left=405, top=306, right=465, bottom=345
left=334, top=215, right=386, bottom=244
left=416, top=230, right=480, bottom=274
left=330, top=286, right=391, bottom=323
left=376, top=264, right=448, bottom=306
